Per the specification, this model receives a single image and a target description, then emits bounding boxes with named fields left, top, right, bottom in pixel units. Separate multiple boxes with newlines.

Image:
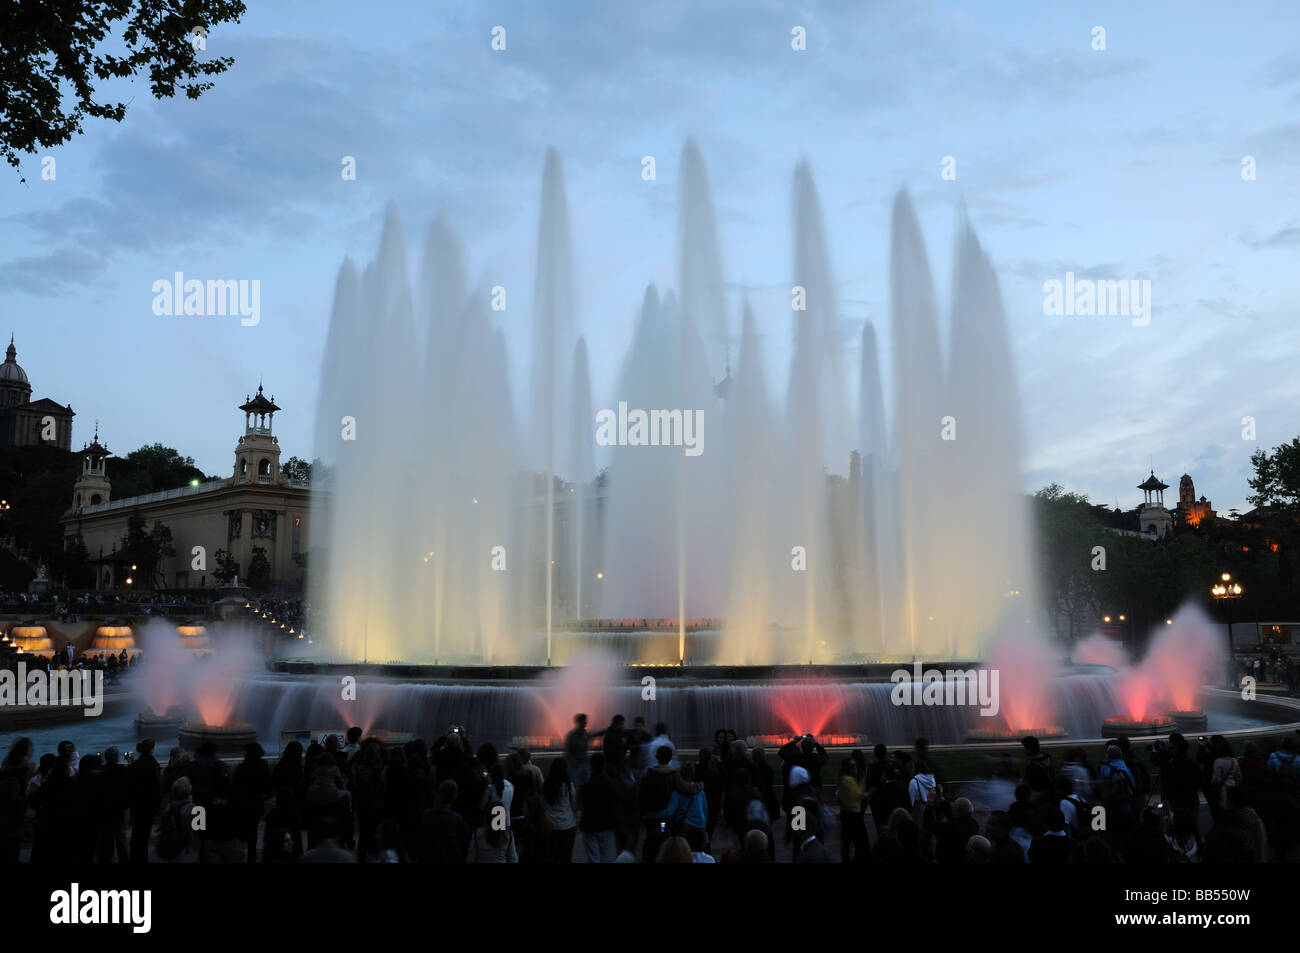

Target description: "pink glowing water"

left=770, top=682, right=848, bottom=736
left=1117, top=666, right=1157, bottom=720
left=192, top=636, right=262, bottom=727
left=137, top=620, right=194, bottom=716
left=986, top=625, right=1060, bottom=732
left=1072, top=632, right=1128, bottom=669
left=1140, top=605, right=1225, bottom=712
left=533, top=649, right=620, bottom=740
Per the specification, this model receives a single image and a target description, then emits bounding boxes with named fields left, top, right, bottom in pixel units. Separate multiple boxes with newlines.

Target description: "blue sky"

left=2, top=0, right=1297, bottom=513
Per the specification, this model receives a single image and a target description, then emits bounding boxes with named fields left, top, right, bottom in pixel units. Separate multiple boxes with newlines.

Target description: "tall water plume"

left=309, top=145, right=1040, bottom=665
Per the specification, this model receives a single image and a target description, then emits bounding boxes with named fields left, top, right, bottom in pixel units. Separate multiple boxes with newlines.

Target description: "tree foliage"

left=282, top=456, right=312, bottom=483
left=0, top=0, right=246, bottom=180
left=119, top=510, right=175, bottom=590
left=246, top=544, right=270, bottom=591
left=212, top=546, right=239, bottom=584
left=1248, top=438, right=1300, bottom=513
left=109, top=443, right=207, bottom=498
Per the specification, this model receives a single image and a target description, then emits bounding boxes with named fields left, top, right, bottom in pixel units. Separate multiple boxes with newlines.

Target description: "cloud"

left=1241, top=226, right=1300, bottom=248
left=0, top=247, right=110, bottom=295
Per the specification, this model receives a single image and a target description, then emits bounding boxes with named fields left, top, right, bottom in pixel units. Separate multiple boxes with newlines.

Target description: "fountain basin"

left=1168, top=709, right=1208, bottom=733
left=279, top=727, right=414, bottom=751
left=964, top=726, right=1066, bottom=743
left=134, top=707, right=186, bottom=739
left=178, top=721, right=258, bottom=754
left=1101, top=716, right=1177, bottom=738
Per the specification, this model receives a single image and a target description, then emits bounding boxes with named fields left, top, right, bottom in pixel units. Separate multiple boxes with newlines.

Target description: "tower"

left=1137, top=470, right=1172, bottom=538
left=1179, top=473, right=1195, bottom=507
left=70, top=425, right=112, bottom=512
left=0, top=336, right=32, bottom=407
left=232, top=385, right=283, bottom=485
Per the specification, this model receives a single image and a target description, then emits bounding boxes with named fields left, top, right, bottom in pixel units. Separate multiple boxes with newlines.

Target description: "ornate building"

left=1137, top=470, right=1173, bottom=538
left=0, top=336, right=74, bottom=450
left=1175, top=473, right=1216, bottom=527
left=61, top=385, right=310, bottom=590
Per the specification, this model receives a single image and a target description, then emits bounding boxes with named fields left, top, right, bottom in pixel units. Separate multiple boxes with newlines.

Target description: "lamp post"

left=1211, top=572, right=1243, bottom=686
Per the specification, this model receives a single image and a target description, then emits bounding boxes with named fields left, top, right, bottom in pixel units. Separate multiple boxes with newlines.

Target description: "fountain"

left=219, top=141, right=1248, bottom=750
left=88, top=624, right=138, bottom=659
left=5, top=625, right=54, bottom=658
left=307, top=142, right=1036, bottom=673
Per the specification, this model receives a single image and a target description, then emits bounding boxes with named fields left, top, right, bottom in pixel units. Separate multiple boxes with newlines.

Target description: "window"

left=90, top=494, right=102, bottom=505
left=258, top=458, right=271, bottom=476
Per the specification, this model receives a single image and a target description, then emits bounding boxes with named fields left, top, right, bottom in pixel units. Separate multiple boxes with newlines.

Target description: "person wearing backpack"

left=636, top=745, right=701, bottom=862
left=1058, top=774, right=1092, bottom=836
left=1266, top=736, right=1300, bottom=784
left=1210, top=737, right=1244, bottom=816
left=156, top=777, right=198, bottom=863
left=907, top=760, right=940, bottom=829
left=1097, top=745, right=1138, bottom=841
left=1021, top=736, right=1056, bottom=809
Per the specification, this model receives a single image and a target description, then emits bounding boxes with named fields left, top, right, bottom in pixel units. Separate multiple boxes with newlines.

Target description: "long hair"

left=543, top=758, right=570, bottom=805
left=2, top=737, right=31, bottom=768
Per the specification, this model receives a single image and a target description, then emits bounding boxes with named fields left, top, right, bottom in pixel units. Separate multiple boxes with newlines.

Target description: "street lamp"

left=1211, top=572, right=1243, bottom=685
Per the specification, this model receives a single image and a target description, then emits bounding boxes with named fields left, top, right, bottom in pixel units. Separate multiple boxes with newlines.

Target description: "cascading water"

left=308, top=142, right=1038, bottom=665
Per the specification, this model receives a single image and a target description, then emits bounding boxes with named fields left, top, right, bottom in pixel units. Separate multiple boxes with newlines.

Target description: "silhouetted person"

left=127, top=739, right=161, bottom=864
left=232, top=742, right=271, bottom=863
left=420, top=780, right=468, bottom=863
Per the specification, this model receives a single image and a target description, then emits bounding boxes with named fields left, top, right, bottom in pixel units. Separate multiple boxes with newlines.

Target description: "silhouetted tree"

left=1, top=0, right=247, bottom=180
left=246, top=545, right=271, bottom=591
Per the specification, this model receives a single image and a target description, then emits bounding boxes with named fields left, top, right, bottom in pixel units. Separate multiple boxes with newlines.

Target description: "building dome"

left=1, top=337, right=29, bottom=386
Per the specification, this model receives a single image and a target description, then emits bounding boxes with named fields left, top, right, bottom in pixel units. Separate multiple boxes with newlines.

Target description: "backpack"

left=156, top=802, right=191, bottom=860
left=638, top=770, right=674, bottom=815
left=909, top=776, right=941, bottom=827
left=1026, top=754, right=1055, bottom=795
left=1062, top=793, right=1090, bottom=833
left=1099, top=763, right=1135, bottom=812
left=1270, top=751, right=1299, bottom=780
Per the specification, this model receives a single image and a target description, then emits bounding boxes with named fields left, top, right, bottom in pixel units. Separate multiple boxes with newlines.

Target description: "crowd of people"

left=248, top=597, right=308, bottom=631
left=1, top=718, right=1298, bottom=864
left=1239, top=651, right=1300, bottom=692
left=5, top=646, right=139, bottom=684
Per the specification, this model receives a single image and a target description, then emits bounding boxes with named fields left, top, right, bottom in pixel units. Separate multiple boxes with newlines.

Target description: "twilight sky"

left=2, top=0, right=1297, bottom=513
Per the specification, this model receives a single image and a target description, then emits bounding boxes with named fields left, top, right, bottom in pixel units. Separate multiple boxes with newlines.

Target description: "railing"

left=78, top=480, right=225, bottom=515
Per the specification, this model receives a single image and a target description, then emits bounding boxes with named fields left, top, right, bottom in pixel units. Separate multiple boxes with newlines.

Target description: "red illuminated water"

left=769, top=682, right=848, bottom=736
left=987, top=626, right=1060, bottom=732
